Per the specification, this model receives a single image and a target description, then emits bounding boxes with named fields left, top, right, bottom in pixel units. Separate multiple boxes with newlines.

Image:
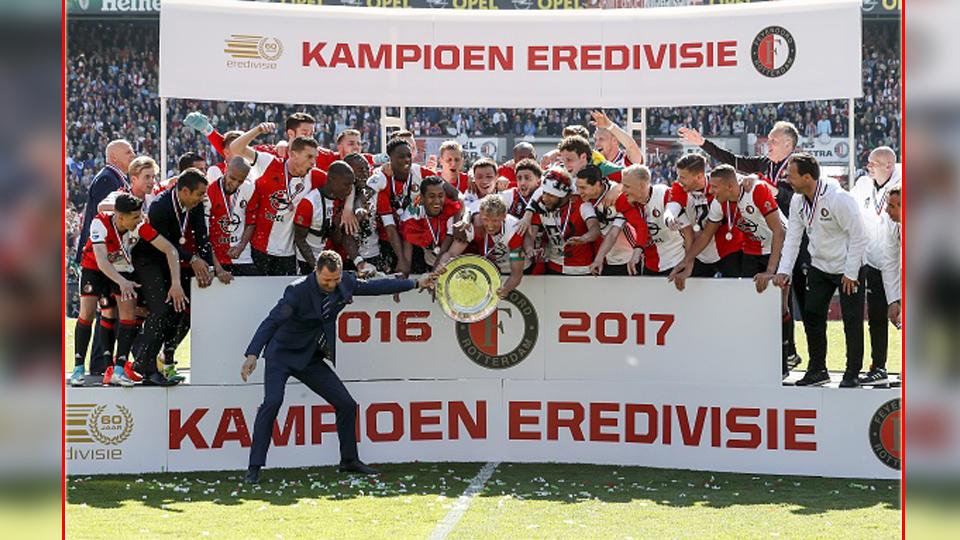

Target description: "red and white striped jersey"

left=464, top=214, right=525, bottom=274
left=400, top=198, right=462, bottom=267
left=614, top=185, right=685, bottom=272
left=293, top=189, right=340, bottom=263
left=532, top=197, right=597, bottom=275
left=585, top=182, right=641, bottom=266
left=81, top=213, right=158, bottom=273
left=369, top=164, right=437, bottom=232
left=707, top=182, right=785, bottom=257
left=246, top=151, right=327, bottom=257
left=205, top=178, right=255, bottom=265
left=667, top=182, right=743, bottom=263
left=499, top=187, right=534, bottom=219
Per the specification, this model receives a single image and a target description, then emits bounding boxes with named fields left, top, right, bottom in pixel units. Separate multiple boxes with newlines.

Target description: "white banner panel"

left=191, top=276, right=777, bottom=386
left=159, top=0, right=862, bottom=107
left=166, top=380, right=504, bottom=472
left=67, top=382, right=898, bottom=479
left=501, top=380, right=900, bottom=480
left=541, top=276, right=781, bottom=385
left=66, top=388, right=169, bottom=475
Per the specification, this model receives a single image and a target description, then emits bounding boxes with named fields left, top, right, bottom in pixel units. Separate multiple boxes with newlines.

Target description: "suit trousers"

left=249, top=356, right=359, bottom=467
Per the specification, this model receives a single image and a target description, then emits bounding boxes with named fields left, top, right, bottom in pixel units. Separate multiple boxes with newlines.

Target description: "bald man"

left=74, top=139, right=136, bottom=377
left=851, top=146, right=901, bottom=387
left=498, top=142, right=537, bottom=189
left=207, top=156, right=258, bottom=277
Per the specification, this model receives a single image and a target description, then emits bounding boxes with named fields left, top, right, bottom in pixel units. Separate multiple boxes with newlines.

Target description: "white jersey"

left=587, top=183, right=634, bottom=266
left=707, top=182, right=786, bottom=257
left=293, top=189, right=337, bottom=263
left=777, top=180, right=868, bottom=280
left=621, top=184, right=686, bottom=272
left=665, top=186, right=720, bottom=264
left=850, top=169, right=901, bottom=269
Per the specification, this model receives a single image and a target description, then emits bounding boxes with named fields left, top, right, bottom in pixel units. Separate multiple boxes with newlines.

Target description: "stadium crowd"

left=65, top=18, right=902, bottom=390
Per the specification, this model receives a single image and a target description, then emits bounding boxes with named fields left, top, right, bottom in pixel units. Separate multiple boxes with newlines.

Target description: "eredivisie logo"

left=869, top=398, right=900, bottom=470
left=66, top=403, right=134, bottom=446
left=456, top=289, right=538, bottom=370
left=751, top=26, right=796, bottom=78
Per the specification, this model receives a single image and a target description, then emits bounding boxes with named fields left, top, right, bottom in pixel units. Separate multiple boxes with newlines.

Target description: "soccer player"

left=436, top=194, right=526, bottom=298
left=368, top=138, right=437, bottom=275
left=590, top=110, right=643, bottom=167
left=399, top=175, right=463, bottom=274
left=75, top=139, right=136, bottom=377
left=501, top=158, right=541, bottom=219
left=72, top=194, right=187, bottom=387
left=206, top=156, right=257, bottom=277
left=292, top=161, right=357, bottom=274
left=774, top=154, right=868, bottom=388
left=437, top=140, right=469, bottom=193
left=497, top=142, right=537, bottom=189
left=526, top=168, right=600, bottom=275
left=229, top=123, right=330, bottom=276
left=342, top=153, right=384, bottom=275
left=205, top=130, right=244, bottom=183
left=131, top=170, right=213, bottom=385
left=664, top=153, right=743, bottom=279
left=601, top=164, right=690, bottom=276
left=98, top=155, right=158, bottom=213
left=576, top=164, right=647, bottom=275
left=850, top=146, right=901, bottom=386
left=463, top=158, right=501, bottom=213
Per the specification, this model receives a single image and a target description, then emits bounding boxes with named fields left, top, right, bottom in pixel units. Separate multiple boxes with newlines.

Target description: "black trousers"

left=225, top=263, right=260, bottom=276
left=601, top=264, right=631, bottom=276
left=692, top=251, right=742, bottom=278
left=803, top=266, right=865, bottom=375
left=252, top=249, right=298, bottom=276
left=249, top=357, right=359, bottom=467
left=742, top=254, right=797, bottom=364
left=132, top=260, right=183, bottom=374
left=860, top=265, right=889, bottom=370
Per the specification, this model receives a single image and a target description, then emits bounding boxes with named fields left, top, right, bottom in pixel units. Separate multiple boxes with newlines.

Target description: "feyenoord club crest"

left=455, top=289, right=538, bottom=370
left=752, top=26, right=796, bottom=78
left=869, top=398, right=901, bottom=470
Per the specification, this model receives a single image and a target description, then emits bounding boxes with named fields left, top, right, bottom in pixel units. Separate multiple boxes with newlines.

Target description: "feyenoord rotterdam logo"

left=751, top=26, right=796, bottom=78
left=869, top=398, right=901, bottom=470
left=455, top=289, right=538, bottom=370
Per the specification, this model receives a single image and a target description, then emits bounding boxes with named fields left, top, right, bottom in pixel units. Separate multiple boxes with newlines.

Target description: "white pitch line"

left=427, top=461, right=500, bottom=540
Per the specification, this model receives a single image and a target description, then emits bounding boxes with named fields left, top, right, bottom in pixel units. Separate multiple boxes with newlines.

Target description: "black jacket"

left=132, top=188, right=213, bottom=266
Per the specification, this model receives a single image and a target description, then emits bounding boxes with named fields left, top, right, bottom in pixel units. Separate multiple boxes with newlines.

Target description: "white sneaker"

left=110, top=371, right=136, bottom=387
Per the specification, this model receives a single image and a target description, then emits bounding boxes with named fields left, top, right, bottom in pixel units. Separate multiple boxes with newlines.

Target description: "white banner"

left=66, top=382, right=900, bottom=479
left=190, top=276, right=779, bottom=386
left=756, top=134, right=852, bottom=165
left=159, top=0, right=862, bottom=107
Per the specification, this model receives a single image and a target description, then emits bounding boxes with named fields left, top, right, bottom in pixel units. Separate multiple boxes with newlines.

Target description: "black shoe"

left=839, top=373, right=860, bottom=388
left=244, top=466, right=261, bottom=484
left=857, top=368, right=888, bottom=387
left=794, top=370, right=830, bottom=387
left=786, top=353, right=802, bottom=370
left=338, top=460, right=378, bottom=475
left=142, top=372, right=179, bottom=387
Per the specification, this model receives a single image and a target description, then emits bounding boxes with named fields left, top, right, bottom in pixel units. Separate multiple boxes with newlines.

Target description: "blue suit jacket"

left=245, top=272, right=417, bottom=370
left=75, top=165, right=126, bottom=264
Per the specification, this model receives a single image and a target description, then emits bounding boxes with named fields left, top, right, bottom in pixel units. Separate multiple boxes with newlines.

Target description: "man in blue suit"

left=241, top=250, right=439, bottom=483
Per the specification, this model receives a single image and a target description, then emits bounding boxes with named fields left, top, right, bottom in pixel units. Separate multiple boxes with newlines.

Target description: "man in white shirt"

left=774, top=153, right=868, bottom=388
left=850, top=146, right=901, bottom=386
left=880, top=185, right=902, bottom=332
